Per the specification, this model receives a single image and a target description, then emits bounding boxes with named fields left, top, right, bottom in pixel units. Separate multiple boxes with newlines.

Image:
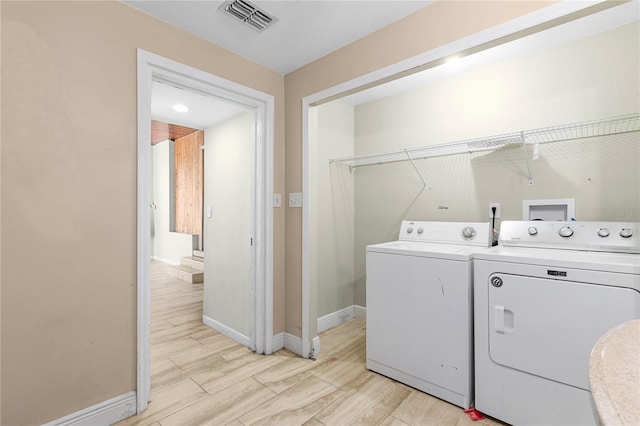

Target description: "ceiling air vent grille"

left=221, top=0, right=276, bottom=32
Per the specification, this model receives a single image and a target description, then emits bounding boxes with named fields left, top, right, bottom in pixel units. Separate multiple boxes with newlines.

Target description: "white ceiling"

left=151, top=81, right=249, bottom=129
left=143, top=0, right=637, bottom=130
left=123, top=0, right=432, bottom=75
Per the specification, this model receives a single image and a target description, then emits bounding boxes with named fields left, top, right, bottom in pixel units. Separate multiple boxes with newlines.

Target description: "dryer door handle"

left=494, top=305, right=515, bottom=334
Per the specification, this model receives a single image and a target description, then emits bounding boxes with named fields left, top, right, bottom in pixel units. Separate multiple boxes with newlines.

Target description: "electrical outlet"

left=489, top=203, right=501, bottom=219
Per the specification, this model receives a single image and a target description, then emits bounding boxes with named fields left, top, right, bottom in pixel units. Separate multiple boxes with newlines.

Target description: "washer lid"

left=474, top=245, right=640, bottom=275
left=366, top=240, right=491, bottom=261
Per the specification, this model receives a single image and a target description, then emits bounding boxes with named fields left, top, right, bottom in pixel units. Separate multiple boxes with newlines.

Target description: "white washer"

left=474, top=221, right=640, bottom=426
left=366, top=220, right=491, bottom=408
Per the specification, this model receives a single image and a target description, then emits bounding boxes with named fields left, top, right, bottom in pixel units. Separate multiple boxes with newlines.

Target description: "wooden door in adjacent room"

left=174, top=130, right=204, bottom=245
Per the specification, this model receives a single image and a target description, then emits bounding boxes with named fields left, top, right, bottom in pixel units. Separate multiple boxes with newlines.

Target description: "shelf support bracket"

left=520, top=132, right=534, bottom=185
left=404, top=149, right=429, bottom=191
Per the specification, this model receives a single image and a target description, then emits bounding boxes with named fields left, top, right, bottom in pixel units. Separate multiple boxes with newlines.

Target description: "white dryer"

left=366, top=220, right=491, bottom=408
left=474, top=221, right=640, bottom=426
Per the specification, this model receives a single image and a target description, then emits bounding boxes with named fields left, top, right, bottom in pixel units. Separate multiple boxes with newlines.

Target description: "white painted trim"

left=283, top=332, right=303, bottom=356
left=317, top=305, right=367, bottom=333
left=311, top=336, right=321, bottom=358
left=278, top=332, right=319, bottom=358
left=137, top=49, right=275, bottom=413
left=136, top=50, right=152, bottom=414
left=354, top=305, right=366, bottom=320
left=317, top=306, right=355, bottom=333
left=272, top=332, right=285, bottom=352
left=150, top=256, right=180, bottom=266
left=42, top=392, right=136, bottom=426
left=203, top=315, right=252, bottom=348
left=300, top=0, right=606, bottom=369
left=301, top=101, right=311, bottom=360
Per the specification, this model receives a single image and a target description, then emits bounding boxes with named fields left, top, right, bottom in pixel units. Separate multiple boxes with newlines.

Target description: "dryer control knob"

left=597, top=228, right=610, bottom=237
left=619, top=228, right=633, bottom=238
left=462, top=227, right=476, bottom=240
left=558, top=226, right=574, bottom=237
left=406, top=227, right=413, bottom=234
left=417, top=228, right=424, bottom=234
left=528, top=227, right=538, bottom=236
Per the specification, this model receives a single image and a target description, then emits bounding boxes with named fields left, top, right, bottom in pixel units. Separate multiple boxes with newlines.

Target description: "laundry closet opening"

left=306, top=2, right=640, bottom=349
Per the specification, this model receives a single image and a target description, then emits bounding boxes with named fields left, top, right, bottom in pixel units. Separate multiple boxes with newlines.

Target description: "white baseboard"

left=274, top=332, right=321, bottom=358
left=354, top=305, right=366, bottom=319
left=42, top=391, right=136, bottom=426
left=272, top=332, right=285, bottom=352
left=311, top=336, right=321, bottom=358
left=283, top=332, right=303, bottom=356
left=151, top=256, right=180, bottom=266
left=277, top=305, right=368, bottom=359
left=318, top=305, right=366, bottom=333
left=202, top=315, right=252, bottom=348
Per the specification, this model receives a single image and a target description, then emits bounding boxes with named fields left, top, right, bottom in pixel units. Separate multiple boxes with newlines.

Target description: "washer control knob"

left=528, top=227, right=538, bottom=236
left=558, top=226, right=574, bottom=238
left=491, top=277, right=503, bottom=288
left=597, top=228, right=610, bottom=238
left=417, top=228, right=424, bottom=234
left=619, top=228, right=633, bottom=238
left=462, top=227, right=476, bottom=240
left=406, top=227, right=413, bottom=234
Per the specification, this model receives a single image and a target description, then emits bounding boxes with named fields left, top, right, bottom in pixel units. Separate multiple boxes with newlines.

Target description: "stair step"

left=167, top=264, right=203, bottom=284
left=180, top=256, right=204, bottom=272
left=192, top=249, right=204, bottom=259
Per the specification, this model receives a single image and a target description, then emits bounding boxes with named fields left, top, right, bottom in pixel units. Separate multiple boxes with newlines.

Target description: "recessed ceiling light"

left=172, top=104, right=189, bottom=113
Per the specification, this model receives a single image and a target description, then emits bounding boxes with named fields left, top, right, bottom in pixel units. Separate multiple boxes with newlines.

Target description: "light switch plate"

left=289, top=192, right=302, bottom=208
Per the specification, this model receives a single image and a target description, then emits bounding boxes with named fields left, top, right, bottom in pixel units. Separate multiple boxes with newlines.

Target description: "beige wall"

left=352, top=22, right=640, bottom=306
left=309, top=101, right=355, bottom=319
left=284, top=1, right=554, bottom=338
left=0, top=1, right=284, bottom=424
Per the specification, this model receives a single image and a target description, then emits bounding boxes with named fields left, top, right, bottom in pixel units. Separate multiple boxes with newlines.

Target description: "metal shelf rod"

left=328, top=113, right=639, bottom=168
left=404, top=149, right=429, bottom=191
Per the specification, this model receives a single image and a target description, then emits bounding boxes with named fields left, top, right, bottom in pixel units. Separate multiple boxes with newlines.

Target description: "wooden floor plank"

left=251, top=354, right=319, bottom=394
left=314, top=372, right=410, bottom=426
left=237, top=376, right=345, bottom=425
left=158, top=378, right=276, bottom=426
left=116, top=261, right=507, bottom=426
left=192, top=351, right=287, bottom=395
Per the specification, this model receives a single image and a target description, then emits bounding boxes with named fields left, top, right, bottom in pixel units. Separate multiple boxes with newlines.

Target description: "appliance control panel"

left=398, top=221, right=491, bottom=247
left=499, top=221, right=640, bottom=253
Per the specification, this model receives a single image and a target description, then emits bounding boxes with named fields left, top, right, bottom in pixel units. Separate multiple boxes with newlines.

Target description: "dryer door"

left=488, top=273, right=640, bottom=390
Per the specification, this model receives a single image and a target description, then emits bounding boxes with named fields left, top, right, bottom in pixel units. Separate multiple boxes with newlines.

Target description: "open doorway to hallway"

left=149, top=77, right=256, bottom=349
left=137, top=49, right=275, bottom=412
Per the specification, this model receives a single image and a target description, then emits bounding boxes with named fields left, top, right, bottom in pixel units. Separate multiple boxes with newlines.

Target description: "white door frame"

left=301, top=1, right=604, bottom=357
left=137, top=49, right=274, bottom=413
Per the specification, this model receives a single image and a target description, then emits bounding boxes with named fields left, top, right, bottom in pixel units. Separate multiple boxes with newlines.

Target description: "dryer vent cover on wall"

left=220, top=0, right=277, bottom=32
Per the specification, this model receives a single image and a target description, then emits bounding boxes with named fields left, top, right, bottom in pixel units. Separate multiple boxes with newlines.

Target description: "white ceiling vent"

left=220, top=0, right=276, bottom=32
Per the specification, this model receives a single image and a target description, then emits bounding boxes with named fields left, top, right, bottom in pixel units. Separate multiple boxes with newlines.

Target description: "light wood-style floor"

left=117, top=261, right=505, bottom=426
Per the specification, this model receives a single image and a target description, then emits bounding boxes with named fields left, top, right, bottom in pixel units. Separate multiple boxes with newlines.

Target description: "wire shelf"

left=329, top=113, right=640, bottom=167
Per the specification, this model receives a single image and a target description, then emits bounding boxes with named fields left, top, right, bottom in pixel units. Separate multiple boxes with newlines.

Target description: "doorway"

left=137, top=49, right=275, bottom=413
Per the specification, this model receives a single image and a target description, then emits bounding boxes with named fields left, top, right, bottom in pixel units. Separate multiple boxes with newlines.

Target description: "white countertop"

left=589, top=320, right=640, bottom=425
